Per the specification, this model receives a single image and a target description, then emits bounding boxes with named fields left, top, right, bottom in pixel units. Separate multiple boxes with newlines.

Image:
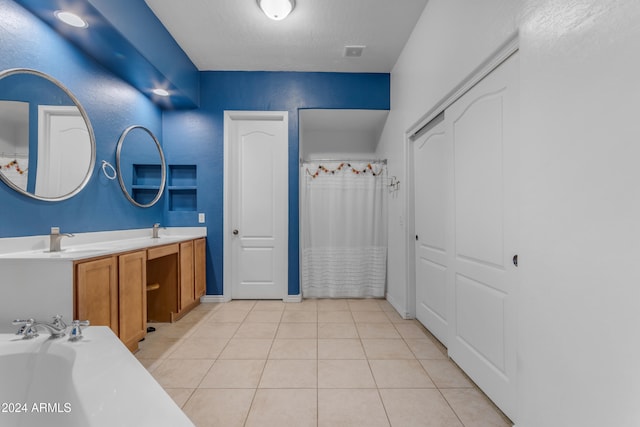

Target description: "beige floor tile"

left=318, top=338, right=366, bottom=359
left=380, top=389, right=463, bottom=427
left=348, top=299, right=384, bottom=312
left=259, top=359, right=317, bottom=388
left=135, top=337, right=180, bottom=359
left=209, top=310, right=249, bottom=323
left=200, top=359, right=266, bottom=388
left=276, top=322, right=317, bottom=338
left=183, top=388, right=255, bottom=427
left=362, top=339, right=416, bottom=359
left=377, top=300, right=397, bottom=312
left=150, top=321, right=199, bottom=339
left=218, top=338, right=273, bottom=359
left=221, top=300, right=256, bottom=311
left=420, top=359, right=475, bottom=388
left=440, top=388, right=511, bottom=427
left=178, top=308, right=211, bottom=324
left=233, top=322, right=279, bottom=339
left=369, top=359, right=435, bottom=388
left=152, top=358, right=214, bottom=388
left=394, top=323, right=428, bottom=339
left=163, top=388, right=194, bottom=408
left=194, top=322, right=240, bottom=338
left=245, top=310, right=283, bottom=323
left=269, top=338, right=317, bottom=359
left=317, top=299, right=350, bottom=311
left=317, top=310, right=354, bottom=323
left=135, top=358, right=162, bottom=372
left=318, top=389, right=390, bottom=427
left=281, top=310, right=318, bottom=323
left=405, top=338, right=447, bottom=359
left=253, top=300, right=286, bottom=311
left=168, top=337, right=229, bottom=359
left=357, top=323, right=401, bottom=339
left=352, top=311, right=392, bottom=323
left=318, top=360, right=376, bottom=388
left=384, top=310, right=409, bottom=323
left=285, top=299, right=318, bottom=311
left=318, top=322, right=359, bottom=338
left=245, top=389, right=317, bottom=427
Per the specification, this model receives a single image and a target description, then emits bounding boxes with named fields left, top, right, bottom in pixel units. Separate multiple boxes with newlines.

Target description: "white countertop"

left=0, top=227, right=206, bottom=261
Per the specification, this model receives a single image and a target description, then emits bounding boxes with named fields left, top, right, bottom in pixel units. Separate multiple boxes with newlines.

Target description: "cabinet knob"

left=232, top=229, right=239, bottom=235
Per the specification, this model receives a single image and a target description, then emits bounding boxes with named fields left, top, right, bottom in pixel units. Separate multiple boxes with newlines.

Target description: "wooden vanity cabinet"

left=75, top=256, right=118, bottom=335
left=194, top=238, right=206, bottom=298
left=118, top=250, right=147, bottom=352
left=179, top=240, right=195, bottom=311
left=178, top=238, right=207, bottom=315
left=74, top=250, right=147, bottom=352
left=74, top=237, right=206, bottom=351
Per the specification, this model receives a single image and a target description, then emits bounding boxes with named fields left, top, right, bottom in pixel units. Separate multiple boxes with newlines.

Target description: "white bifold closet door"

left=414, top=52, right=519, bottom=420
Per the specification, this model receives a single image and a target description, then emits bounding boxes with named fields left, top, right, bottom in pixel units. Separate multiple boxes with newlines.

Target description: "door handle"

left=232, top=229, right=239, bottom=235
left=512, top=254, right=518, bottom=267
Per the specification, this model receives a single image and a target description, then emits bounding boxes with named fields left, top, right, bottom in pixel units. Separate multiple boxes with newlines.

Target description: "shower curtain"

left=301, top=161, right=387, bottom=298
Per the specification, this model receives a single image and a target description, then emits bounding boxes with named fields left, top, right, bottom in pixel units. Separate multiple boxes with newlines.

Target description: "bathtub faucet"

left=12, top=315, right=68, bottom=339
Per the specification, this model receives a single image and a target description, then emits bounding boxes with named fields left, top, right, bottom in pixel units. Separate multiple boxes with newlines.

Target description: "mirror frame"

left=115, top=124, right=166, bottom=208
left=0, top=68, right=96, bottom=201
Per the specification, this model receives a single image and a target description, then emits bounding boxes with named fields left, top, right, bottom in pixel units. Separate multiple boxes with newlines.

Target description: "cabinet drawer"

left=147, top=243, right=179, bottom=260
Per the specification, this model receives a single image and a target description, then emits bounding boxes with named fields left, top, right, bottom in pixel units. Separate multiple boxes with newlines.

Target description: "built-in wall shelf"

left=132, top=164, right=162, bottom=205
left=168, top=165, right=197, bottom=212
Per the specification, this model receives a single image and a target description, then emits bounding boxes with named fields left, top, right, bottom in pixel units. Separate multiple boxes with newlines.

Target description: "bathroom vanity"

left=0, top=227, right=206, bottom=352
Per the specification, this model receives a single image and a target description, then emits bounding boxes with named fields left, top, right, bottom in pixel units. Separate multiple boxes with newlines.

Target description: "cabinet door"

left=76, top=257, right=118, bottom=334
left=119, top=250, right=147, bottom=351
left=194, top=238, right=206, bottom=298
left=179, top=241, right=195, bottom=311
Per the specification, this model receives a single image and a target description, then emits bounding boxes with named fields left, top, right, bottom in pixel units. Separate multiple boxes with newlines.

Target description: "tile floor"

left=136, top=299, right=512, bottom=427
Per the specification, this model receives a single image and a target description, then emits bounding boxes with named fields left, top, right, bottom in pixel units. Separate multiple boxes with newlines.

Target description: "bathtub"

left=0, top=326, right=194, bottom=427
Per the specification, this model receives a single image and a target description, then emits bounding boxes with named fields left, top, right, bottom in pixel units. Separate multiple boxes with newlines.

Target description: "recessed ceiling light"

left=54, top=10, right=88, bottom=29
left=152, top=88, right=170, bottom=97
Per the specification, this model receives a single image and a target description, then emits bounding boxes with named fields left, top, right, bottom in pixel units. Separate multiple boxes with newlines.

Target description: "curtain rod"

left=301, top=158, right=387, bottom=165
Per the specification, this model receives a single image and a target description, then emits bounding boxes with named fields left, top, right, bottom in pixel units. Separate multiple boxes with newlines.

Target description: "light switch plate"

left=198, top=213, right=205, bottom=223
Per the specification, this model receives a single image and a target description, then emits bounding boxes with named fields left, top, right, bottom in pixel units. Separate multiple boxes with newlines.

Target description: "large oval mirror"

left=116, top=125, right=166, bottom=208
left=0, top=68, right=96, bottom=201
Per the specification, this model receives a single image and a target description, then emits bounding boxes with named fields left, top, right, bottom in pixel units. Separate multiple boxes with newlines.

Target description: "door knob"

left=232, top=229, right=239, bottom=235
left=512, top=254, right=518, bottom=267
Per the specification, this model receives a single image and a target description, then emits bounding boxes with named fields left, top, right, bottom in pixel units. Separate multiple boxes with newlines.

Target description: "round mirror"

left=116, top=125, right=166, bottom=208
left=0, top=68, right=96, bottom=201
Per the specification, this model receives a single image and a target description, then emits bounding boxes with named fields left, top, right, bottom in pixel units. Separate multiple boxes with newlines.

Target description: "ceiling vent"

left=344, top=45, right=365, bottom=58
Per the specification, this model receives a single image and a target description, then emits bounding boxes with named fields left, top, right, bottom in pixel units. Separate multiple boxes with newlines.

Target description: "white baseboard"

left=385, top=292, right=413, bottom=319
left=284, top=294, right=302, bottom=303
left=200, top=295, right=229, bottom=303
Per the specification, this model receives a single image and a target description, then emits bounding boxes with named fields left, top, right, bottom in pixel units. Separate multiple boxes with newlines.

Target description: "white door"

left=447, top=53, right=519, bottom=419
left=36, top=106, right=90, bottom=197
left=224, top=112, right=288, bottom=300
left=413, top=115, right=452, bottom=345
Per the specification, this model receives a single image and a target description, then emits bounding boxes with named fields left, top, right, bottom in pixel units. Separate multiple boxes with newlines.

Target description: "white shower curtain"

left=302, top=161, right=387, bottom=298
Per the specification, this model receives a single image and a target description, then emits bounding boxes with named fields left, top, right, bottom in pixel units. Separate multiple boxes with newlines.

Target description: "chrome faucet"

left=69, top=320, right=90, bottom=342
left=152, top=223, right=161, bottom=239
left=12, top=315, right=68, bottom=339
left=49, top=227, right=74, bottom=252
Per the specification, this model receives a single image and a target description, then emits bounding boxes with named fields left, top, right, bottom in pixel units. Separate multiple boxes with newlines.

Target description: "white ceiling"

left=144, top=0, right=429, bottom=72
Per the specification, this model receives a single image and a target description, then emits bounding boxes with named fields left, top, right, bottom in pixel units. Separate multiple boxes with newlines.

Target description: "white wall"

left=378, top=0, right=640, bottom=425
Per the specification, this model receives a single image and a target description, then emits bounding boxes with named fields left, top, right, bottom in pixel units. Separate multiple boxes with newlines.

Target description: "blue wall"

left=0, top=0, right=164, bottom=237
left=163, top=72, right=390, bottom=296
left=1, top=0, right=391, bottom=297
